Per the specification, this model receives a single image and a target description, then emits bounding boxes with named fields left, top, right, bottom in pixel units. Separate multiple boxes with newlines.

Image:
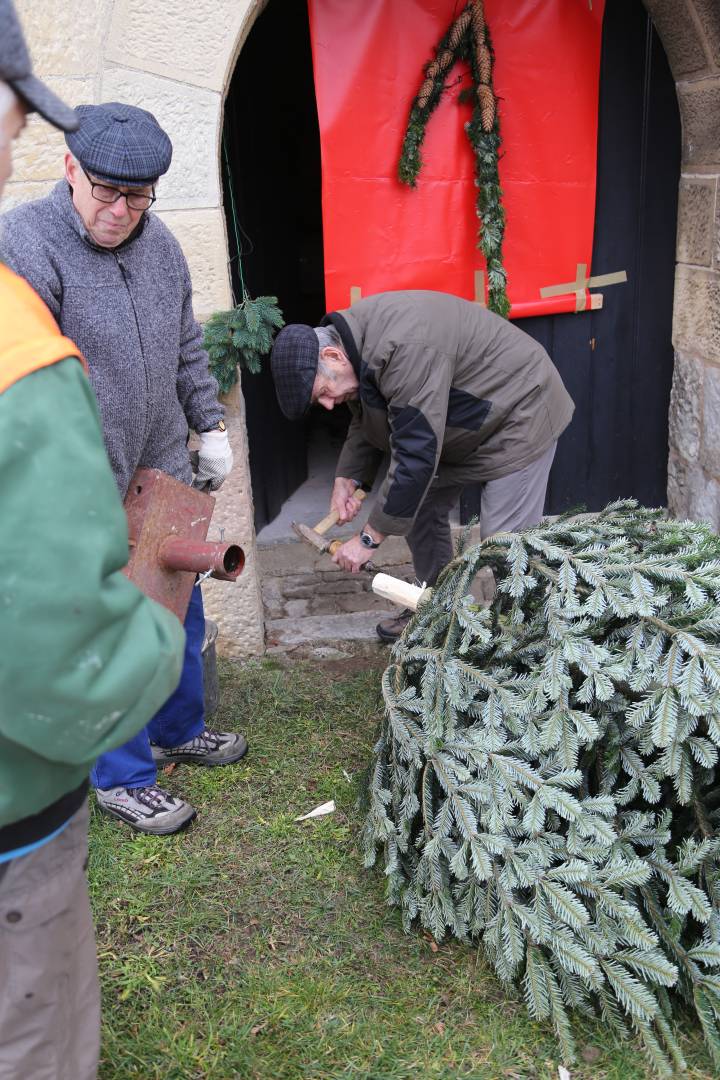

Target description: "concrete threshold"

left=264, top=610, right=397, bottom=661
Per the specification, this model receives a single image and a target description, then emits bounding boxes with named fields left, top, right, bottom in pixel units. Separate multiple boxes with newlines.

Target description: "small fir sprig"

left=203, top=295, right=284, bottom=393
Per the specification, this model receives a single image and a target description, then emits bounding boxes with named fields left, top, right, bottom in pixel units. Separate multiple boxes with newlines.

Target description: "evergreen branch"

left=203, top=296, right=284, bottom=392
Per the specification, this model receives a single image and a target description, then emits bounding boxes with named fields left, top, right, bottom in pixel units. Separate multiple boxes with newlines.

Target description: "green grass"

left=89, top=658, right=715, bottom=1079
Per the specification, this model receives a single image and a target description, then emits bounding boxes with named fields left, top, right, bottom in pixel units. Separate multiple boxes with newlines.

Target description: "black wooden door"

left=223, top=0, right=325, bottom=531
left=461, top=0, right=681, bottom=522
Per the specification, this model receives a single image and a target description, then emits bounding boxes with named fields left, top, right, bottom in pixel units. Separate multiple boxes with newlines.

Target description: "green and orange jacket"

left=0, top=264, right=185, bottom=845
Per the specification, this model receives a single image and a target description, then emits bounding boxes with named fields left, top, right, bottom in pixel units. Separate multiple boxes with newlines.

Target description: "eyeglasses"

left=82, top=167, right=156, bottom=211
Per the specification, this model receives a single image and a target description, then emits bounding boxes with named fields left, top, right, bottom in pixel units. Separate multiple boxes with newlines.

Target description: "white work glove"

left=192, top=428, right=233, bottom=491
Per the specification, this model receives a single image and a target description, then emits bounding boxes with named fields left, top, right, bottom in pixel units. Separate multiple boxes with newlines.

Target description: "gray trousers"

left=407, top=442, right=557, bottom=585
left=0, top=801, right=100, bottom=1080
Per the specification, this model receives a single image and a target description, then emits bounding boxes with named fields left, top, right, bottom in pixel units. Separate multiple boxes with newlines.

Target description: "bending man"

left=270, top=290, right=574, bottom=641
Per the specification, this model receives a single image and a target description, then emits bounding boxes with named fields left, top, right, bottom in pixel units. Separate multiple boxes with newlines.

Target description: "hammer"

left=292, top=490, right=374, bottom=568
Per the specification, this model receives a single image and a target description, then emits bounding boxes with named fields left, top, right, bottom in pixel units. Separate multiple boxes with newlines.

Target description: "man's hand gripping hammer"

left=292, top=491, right=374, bottom=571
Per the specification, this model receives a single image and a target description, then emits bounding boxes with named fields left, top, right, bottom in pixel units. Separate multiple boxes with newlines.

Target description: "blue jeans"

left=91, top=587, right=206, bottom=790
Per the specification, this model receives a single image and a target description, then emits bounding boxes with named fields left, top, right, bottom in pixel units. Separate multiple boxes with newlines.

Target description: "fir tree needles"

left=203, top=295, right=284, bottom=394
left=363, top=502, right=720, bottom=1075
left=398, top=0, right=509, bottom=318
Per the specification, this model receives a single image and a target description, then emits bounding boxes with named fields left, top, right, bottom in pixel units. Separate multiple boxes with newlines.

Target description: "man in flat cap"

left=2, top=100, right=248, bottom=836
left=271, top=291, right=574, bottom=641
left=0, top=1, right=186, bottom=1074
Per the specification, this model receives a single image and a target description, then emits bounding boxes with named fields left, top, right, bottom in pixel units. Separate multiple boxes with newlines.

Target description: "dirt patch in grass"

left=317, top=652, right=389, bottom=676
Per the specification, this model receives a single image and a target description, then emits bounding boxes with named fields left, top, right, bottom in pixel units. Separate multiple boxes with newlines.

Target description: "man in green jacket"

left=271, top=290, right=574, bottom=641
left=0, top=3, right=185, bottom=1076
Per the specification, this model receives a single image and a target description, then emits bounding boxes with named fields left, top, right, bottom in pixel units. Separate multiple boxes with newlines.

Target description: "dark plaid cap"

left=65, top=103, right=172, bottom=187
left=0, top=0, right=78, bottom=131
left=270, top=324, right=319, bottom=421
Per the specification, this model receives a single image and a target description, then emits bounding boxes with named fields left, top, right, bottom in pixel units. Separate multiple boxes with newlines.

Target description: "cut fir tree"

left=362, top=502, right=720, bottom=1076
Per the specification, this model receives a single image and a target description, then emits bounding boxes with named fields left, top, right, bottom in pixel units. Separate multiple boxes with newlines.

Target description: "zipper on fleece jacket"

left=114, top=253, right=152, bottom=450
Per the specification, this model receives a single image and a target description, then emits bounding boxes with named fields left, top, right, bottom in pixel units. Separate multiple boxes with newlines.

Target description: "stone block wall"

left=646, top=0, right=720, bottom=529
left=259, top=535, right=416, bottom=626
left=257, top=528, right=496, bottom=629
left=8, top=0, right=267, bottom=654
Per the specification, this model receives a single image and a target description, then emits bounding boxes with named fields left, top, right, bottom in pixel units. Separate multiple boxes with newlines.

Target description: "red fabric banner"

left=307, top=0, right=606, bottom=318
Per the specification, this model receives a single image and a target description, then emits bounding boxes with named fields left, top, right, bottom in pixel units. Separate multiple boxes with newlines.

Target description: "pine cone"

left=477, top=83, right=495, bottom=131
left=471, top=0, right=485, bottom=44
left=476, top=43, right=492, bottom=85
left=437, top=48, right=454, bottom=72
left=448, top=7, right=472, bottom=50
left=417, top=78, right=434, bottom=110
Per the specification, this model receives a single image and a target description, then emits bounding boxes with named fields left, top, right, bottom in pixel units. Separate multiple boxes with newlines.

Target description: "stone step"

left=258, top=535, right=414, bottom=622
left=257, top=524, right=489, bottom=625
left=257, top=524, right=494, bottom=653
left=265, top=608, right=396, bottom=656
left=212, top=520, right=496, bottom=657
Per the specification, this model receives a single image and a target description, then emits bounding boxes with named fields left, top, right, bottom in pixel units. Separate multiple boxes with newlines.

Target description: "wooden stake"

left=372, top=573, right=432, bottom=611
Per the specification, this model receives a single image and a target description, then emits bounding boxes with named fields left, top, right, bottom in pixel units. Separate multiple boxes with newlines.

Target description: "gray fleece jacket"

left=0, top=181, right=223, bottom=497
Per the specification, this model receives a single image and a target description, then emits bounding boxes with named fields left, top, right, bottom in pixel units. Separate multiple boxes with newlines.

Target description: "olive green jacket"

left=324, top=291, right=574, bottom=536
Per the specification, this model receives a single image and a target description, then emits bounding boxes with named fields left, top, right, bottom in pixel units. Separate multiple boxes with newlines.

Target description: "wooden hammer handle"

left=314, top=488, right=367, bottom=536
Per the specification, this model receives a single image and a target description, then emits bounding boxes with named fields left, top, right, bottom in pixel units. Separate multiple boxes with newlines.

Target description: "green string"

left=222, top=131, right=248, bottom=305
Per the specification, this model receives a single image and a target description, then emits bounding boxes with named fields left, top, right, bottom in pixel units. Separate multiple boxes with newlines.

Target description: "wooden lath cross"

left=540, top=263, right=627, bottom=312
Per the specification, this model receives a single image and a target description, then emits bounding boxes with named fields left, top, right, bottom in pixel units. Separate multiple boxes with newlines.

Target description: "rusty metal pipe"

left=158, top=537, right=245, bottom=581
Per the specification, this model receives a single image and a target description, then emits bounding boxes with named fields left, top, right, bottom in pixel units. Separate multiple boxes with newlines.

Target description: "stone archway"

left=640, top=1, right=720, bottom=529
left=10, top=0, right=720, bottom=653
left=99, top=0, right=270, bottom=656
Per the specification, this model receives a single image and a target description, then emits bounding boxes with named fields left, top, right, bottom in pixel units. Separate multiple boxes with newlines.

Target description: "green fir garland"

left=364, top=502, right=720, bottom=1075
left=398, top=0, right=510, bottom=318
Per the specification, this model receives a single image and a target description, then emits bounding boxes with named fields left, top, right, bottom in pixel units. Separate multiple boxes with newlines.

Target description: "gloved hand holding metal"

left=192, top=428, right=233, bottom=491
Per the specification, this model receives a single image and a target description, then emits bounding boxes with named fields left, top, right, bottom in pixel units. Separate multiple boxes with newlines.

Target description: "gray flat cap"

left=66, top=103, right=172, bottom=186
left=270, top=324, right=319, bottom=421
left=0, top=0, right=78, bottom=131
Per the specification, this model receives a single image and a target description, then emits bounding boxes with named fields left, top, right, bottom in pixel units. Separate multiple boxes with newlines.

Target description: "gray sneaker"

left=376, top=608, right=414, bottom=643
left=150, top=727, right=248, bottom=767
left=95, top=784, right=197, bottom=835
